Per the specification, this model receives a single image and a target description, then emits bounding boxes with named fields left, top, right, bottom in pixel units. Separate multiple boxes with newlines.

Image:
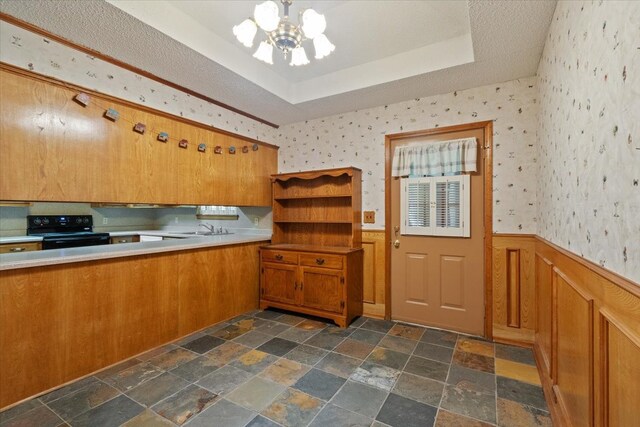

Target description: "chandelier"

left=232, top=0, right=335, bottom=66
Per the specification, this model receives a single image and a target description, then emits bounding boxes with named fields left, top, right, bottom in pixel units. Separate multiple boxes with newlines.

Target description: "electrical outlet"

left=102, top=218, right=108, bottom=225
left=363, top=211, right=375, bottom=223
left=253, top=216, right=259, bottom=226
left=174, top=216, right=179, bottom=224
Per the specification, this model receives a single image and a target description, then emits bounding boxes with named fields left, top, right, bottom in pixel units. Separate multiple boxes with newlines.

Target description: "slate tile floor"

left=0, top=310, right=552, bottom=427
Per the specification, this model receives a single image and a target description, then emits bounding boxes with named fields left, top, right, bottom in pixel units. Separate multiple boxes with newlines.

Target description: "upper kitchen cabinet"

left=0, top=65, right=278, bottom=206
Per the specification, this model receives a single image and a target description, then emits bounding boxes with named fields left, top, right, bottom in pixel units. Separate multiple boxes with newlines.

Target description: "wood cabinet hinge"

left=340, top=276, right=345, bottom=284
left=340, top=301, right=345, bottom=309
left=261, top=267, right=264, bottom=274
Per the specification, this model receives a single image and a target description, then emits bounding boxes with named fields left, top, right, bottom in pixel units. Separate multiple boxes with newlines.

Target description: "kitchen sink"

left=175, top=231, right=233, bottom=236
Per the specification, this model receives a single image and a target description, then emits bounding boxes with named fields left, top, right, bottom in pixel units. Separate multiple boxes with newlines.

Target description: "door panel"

left=390, top=127, right=485, bottom=335
left=300, top=267, right=343, bottom=313
left=262, top=263, right=297, bottom=305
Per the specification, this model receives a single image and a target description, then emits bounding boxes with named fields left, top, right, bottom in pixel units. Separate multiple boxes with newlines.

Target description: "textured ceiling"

left=0, top=0, right=557, bottom=126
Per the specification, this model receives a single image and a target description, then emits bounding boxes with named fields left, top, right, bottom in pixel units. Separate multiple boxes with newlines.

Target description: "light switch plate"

left=363, top=211, right=375, bottom=223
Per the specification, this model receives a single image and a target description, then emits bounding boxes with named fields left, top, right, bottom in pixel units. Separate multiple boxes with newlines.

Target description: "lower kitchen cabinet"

left=260, top=244, right=363, bottom=327
left=0, top=241, right=41, bottom=254
left=110, top=235, right=140, bottom=244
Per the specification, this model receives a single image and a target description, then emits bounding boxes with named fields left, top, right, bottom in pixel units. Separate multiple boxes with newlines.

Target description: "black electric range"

left=27, top=215, right=111, bottom=250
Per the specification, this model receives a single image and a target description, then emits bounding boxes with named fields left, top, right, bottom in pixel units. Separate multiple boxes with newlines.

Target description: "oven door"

left=42, top=235, right=111, bottom=250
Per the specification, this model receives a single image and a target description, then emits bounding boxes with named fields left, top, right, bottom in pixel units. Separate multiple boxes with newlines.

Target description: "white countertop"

left=0, top=236, right=44, bottom=244
left=0, top=233, right=271, bottom=271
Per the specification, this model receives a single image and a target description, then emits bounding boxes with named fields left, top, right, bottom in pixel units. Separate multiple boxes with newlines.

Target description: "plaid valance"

left=391, top=137, right=478, bottom=177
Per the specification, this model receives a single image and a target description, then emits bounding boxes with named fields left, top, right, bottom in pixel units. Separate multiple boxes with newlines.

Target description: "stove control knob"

left=83, top=217, right=90, bottom=224
left=76, top=218, right=82, bottom=224
left=43, top=218, right=50, bottom=225
left=33, top=218, right=42, bottom=225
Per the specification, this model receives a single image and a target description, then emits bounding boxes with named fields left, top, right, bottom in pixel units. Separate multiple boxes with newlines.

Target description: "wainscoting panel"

left=362, top=230, right=385, bottom=318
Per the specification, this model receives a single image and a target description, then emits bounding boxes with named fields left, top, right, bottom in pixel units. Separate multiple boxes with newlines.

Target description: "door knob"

left=393, top=240, right=400, bottom=248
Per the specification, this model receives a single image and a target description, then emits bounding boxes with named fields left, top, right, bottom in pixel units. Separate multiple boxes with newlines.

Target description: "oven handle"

left=47, top=236, right=110, bottom=243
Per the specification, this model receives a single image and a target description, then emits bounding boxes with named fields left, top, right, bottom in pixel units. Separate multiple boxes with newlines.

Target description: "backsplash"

left=0, top=20, right=277, bottom=143
left=536, top=0, right=640, bottom=283
left=276, top=77, right=539, bottom=233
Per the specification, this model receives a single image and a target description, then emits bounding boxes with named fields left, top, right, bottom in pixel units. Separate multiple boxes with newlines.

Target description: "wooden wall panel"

left=535, top=254, right=553, bottom=377
left=362, top=230, right=385, bottom=318
left=492, top=235, right=536, bottom=344
left=0, top=65, right=278, bottom=206
left=0, top=243, right=262, bottom=409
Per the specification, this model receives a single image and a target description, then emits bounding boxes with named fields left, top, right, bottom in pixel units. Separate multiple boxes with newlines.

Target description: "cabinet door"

left=300, top=266, right=343, bottom=313
left=262, top=262, right=298, bottom=305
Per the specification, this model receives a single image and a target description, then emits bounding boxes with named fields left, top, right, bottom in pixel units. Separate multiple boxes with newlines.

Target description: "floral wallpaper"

left=276, top=78, right=539, bottom=233
left=536, top=0, right=640, bottom=283
left=0, top=20, right=276, bottom=142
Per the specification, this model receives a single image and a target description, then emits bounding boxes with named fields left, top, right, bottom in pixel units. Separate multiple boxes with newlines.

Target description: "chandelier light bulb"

left=301, top=9, right=326, bottom=39
left=253, top=41, right=274, bottom=64
left=254, top=1, right=280, bottom=32
left=290, top=46, right=310, bottom=66
left=313, top=34, right=335, bottom=59
left=232, top=19, right=258, bottom=48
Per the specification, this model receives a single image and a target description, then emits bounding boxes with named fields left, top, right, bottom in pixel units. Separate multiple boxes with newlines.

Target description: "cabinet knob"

left=9, top=247, right=25, bottom=252
left=275, top=254, right=283, bottom=260
left=315, top=258, right=325, bottom=265
left=118, top=239, right=127, bottom=243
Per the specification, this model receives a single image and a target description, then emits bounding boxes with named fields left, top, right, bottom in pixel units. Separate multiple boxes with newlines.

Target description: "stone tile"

left=392, top=372, right=444, bottom=407
left=420, top=329, right=459, bottom=349
left=231, top=330, right=271, bottom=350
left=255, top=310, right=284, bottom=320
left=212, top=323, right=253, bottom=340
left=495, top=358, right=541, bottom=385
left=205, top=341, right=251, bottom=365
left=0, top=405, right=65, bottom=427
left=388, top=324, right=425, bottom=341
left=196, top=365, right=253, bottom=396
left=349, top=328, right=386, bottom=346
left=293, top=368, right=346, bottom=400
left=350, top=361, right=401, bottom=391
left=260, top=358, right=311, bottom=386
left=349, top=316, right=368, bottom=328
left=70, top=395, right=144, bottom=427
left=125, top=372, right=190, bottom=408
left=151, top=384, right=218, bottom=425
left=188, top=399, right=255, bottom=427
left=283, top=344, right=329, bottom=366
left=497, top=397, right=552, bottom=427
left=447, top=364, right=496, bottom=392
left=273, top=313, right=305, bottom=326
left=93, top=359, right=141, bottom=380
left=295, top=319, right=327, bottom=331
left=256, top=321, right=291, bottom=336
left=202, top=322, right=230, bottom=335
left=174, top=332, right=207, bottom=347
left=435, top=409, right=494, bottom=427
left=39, top=376, right=101, bottom=403
left=365, top=347, right=410, bottom=370
left=334, top=339, right=375, bottom=359
left=261, top=388, right=323, bottom=427
left=180, top=335, right=225, bottom=354
left=376, top=393, right=437, bottom=427
left=230, top=349, right=278, bottom=374
left=47, top=381, right=120, bottom=421
left=121, top=408, right=174, bottom=426
left=277, top=326, right=319, bottom=343
left=414, top=342, right=454, bottom=363
left=257, top=337, right=299, bottom=357
left=323, top=326, right=354, bottom=338
left=227, top=377, right=286, bottom=412
left=103, top=362, right=164, bottom=392
left=246, top=415, right=281, bottom=427
left=309, top=403, right=373, bottom=427
left=169, top=355, right=222, bottom=382
left=456, top=337, right=495, bottom=357
left=148, top=348, right=198, bottom=371
left=453, top=351, right=495, bottom=374
left=360, top=318, right=395, bottom=334
left=440, top=383, right=497, bottom=425
left=404, top=356, right=450, bottom=382
left=495, top=343, right=536, bottom=366
left=331, top=380, right=388, bottom=418
left=136, top=345, right=176, bottom=362
left=0, top=399, right=42, bottom=424
left=497, top=377, right=547, bottom=411
left=378, top=335, right=418, bottom=354
left=304, top=331, right=345, bottom=350
left=227, top=314, right=252, bottom=323
left=315, top=352, right=362, bottom=378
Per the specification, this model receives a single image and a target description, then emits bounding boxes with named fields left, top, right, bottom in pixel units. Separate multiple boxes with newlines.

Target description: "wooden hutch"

left=259, top=167, right=363, bottom=327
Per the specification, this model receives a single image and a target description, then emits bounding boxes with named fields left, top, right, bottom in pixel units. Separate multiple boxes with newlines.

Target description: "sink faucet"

left=199, top=223, right=215, bottom=233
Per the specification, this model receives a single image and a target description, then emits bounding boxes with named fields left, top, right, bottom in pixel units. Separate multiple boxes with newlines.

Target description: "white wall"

left=276, top=78, right=539, bottom=233
left=536, top=0, right=640, bottom=283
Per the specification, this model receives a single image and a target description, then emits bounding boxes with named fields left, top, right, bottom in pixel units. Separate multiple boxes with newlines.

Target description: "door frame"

left=384, top=120, right=494, bottom=339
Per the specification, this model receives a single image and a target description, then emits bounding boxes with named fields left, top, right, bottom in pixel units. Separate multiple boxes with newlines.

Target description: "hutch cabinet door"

left=261, top=263, right=298, bottom=305
left=300, top=267, right=343, bottom=313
